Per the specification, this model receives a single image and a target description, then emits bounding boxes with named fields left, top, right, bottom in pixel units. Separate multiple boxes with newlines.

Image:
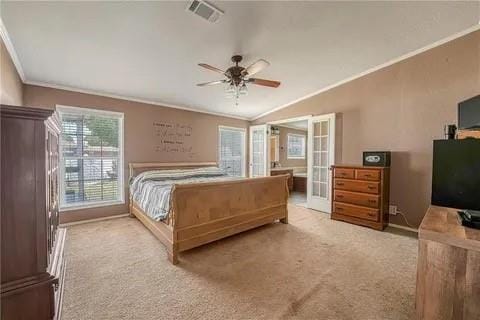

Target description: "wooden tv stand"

left=416, top=206, right=480, bottom=319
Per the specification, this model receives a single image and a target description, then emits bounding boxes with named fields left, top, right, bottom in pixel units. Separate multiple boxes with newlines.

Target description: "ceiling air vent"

left=186, top=0, right=223, bottom=23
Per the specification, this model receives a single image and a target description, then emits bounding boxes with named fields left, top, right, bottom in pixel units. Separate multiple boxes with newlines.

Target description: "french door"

left=307, top=114, right=335, bottom=213
left=249, top=124, right=270, bottom=177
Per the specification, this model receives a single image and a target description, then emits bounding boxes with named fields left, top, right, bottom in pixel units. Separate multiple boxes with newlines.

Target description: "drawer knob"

left=367, top=186, right=375, bottom=190
left=337, top=183, right=344, bottom=186
left=336, top=207, right=344, bottom=211
left=365, top=174, right=371, bottom=177
left=368, top=199, right=376, bottom=203
left=337, top=195, right=344, bottom=198
left=368, top=213, right=376, bottom=217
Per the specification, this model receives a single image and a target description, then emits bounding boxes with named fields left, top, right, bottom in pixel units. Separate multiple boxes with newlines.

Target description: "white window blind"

left=218, top=126, right=246, bottom=177
left=58, top=106, right=124, bottom=210
left=287, top=133, right=306, bottom=159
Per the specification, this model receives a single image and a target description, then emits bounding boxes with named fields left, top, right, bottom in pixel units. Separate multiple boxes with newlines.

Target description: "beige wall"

left=255, top=30, right=480, bottom=228
left=0, top=37, right=23, bottom=106
left=13, top=30, right=480, bottom=227
left=275, top=126, right=307, bottom=168
left=23, top=84, right=249, bottom=223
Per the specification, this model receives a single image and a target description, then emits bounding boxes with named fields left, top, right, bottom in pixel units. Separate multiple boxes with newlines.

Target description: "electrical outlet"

left=389, top=205, right=398, bottom=215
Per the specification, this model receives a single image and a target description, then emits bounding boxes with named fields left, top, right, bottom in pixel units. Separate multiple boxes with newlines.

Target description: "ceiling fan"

left=197, top=55, right=281, bottom=104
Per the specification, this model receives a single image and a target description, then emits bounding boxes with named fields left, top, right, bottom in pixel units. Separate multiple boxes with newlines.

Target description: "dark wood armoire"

left=1, top=105, right=66, bottom=320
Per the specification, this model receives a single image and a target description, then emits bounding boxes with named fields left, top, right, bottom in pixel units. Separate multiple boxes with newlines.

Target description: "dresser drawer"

left=334, top=179, right=379, bottom=194
left=334, top=190, right=380, bottom=208
left=355, top=169, right=380, bottom=181
left=333, top=202, right=379, bottom=221
left=334, top=168, right=355, bottom=179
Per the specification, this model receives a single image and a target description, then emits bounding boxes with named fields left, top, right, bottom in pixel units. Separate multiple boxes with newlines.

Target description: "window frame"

left=287, top=133, right=306, bottom=160
left=57, top=105, right=125, bottom=212
left=218, top=125, right=247, bottom=177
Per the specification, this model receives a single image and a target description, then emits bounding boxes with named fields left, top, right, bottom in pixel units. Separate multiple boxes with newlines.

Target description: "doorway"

left=269, top=118, right=309, bottom=206
left=249, top=114, right=335, bottom=213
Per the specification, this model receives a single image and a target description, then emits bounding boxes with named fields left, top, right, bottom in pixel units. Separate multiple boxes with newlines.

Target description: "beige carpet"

left=62, top=205, right=418, bottom=320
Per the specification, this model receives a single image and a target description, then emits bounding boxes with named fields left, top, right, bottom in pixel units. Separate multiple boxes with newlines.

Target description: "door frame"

left=266, top=115, right=312, bottom=178
left=267, top=115, right=313, bottom=125
left=307, top=113, right=336, bottom=213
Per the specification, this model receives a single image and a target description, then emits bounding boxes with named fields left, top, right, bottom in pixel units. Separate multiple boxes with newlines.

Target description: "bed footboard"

left=170, top=175, right=289, bottom=260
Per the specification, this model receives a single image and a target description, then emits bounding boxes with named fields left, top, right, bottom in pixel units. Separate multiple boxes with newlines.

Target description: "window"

left=287, top=133, right=306, bottom=159
left=218, top=126, right=246, bottom=177
left=57, top=105, right=124, bottom=210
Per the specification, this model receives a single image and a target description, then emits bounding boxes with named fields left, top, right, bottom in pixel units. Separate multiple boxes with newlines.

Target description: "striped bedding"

left=130, top=167, right=241, bottom=221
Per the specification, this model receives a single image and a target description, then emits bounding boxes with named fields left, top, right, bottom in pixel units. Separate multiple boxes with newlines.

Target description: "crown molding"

left=24, top=80, right=250, bottom=121
left=251, top=23, right=480, bottom=121
left=0, top=18, right=25, bottom=82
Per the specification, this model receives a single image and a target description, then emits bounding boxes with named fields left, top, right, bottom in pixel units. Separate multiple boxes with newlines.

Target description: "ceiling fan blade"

left=249, top=78, right=281, bottom=88
left=198, top=63, right=226, bottom=75
left=242, top=59, right=270, bottom=76
left=197, top=80, right=227, bottom=86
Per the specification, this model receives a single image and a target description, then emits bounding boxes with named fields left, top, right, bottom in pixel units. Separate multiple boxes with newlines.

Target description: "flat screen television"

left=432, top=139, right=480, bottom=210
left=458, top=95, right=480, bottom=129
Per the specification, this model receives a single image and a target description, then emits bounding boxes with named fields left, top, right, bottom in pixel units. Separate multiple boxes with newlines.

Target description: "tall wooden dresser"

left=331, top=165, right=390, bottom=230
left=1, top=105, right=66, bottom=320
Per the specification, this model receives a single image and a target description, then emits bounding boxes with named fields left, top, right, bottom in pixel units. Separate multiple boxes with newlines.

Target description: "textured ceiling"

left=1, top=1, right=479, bottom=119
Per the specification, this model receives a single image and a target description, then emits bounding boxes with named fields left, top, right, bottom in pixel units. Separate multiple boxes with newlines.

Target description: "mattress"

left=130, top=167, right=241, bottom=221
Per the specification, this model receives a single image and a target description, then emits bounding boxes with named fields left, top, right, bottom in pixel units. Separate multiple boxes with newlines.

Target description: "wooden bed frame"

left=129, top=162, right=289, bottom=264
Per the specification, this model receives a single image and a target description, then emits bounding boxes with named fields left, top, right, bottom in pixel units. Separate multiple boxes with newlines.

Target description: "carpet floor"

left=62, top=205, right=418, bottom=320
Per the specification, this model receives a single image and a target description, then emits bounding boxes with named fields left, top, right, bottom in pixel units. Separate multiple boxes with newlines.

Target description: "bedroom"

left=1, top=1, right=479, bottom=320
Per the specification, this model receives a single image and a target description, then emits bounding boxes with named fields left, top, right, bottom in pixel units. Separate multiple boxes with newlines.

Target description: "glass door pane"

left=312, top=120, right=329, bottom=199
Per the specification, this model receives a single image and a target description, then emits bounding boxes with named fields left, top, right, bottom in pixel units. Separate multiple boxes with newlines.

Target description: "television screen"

left=432, top=139, right=480, bottom=210
left=458, top=95, right=480, bottom=129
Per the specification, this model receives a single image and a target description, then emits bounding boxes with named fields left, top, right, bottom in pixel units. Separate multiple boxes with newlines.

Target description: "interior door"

left=249, top=124, right=270, bottom=177
left=307, top=113, right=335, bottom=213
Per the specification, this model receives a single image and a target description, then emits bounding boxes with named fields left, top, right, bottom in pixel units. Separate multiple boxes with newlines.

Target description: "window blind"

left=219, top=127, right=245, bottom=177
left=59, top=107, right=124, bottom=209
left=287, top=133, right=306, bottom=159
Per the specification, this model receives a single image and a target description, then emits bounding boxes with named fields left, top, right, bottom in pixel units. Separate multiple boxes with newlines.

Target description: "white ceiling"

left=1, top=1, right=479, bottom=119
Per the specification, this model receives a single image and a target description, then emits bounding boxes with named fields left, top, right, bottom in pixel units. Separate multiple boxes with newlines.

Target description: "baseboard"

left=388, top=223, right=418, bottom=233
left=59, top=213, right=130, bottom=227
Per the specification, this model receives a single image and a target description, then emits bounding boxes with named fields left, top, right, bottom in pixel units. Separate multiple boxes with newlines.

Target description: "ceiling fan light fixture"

left=239, top=83, right=248, bottom=95
left=225, top=83, right=235, bottom=94
left=197, top=55, right=280, bottom=105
